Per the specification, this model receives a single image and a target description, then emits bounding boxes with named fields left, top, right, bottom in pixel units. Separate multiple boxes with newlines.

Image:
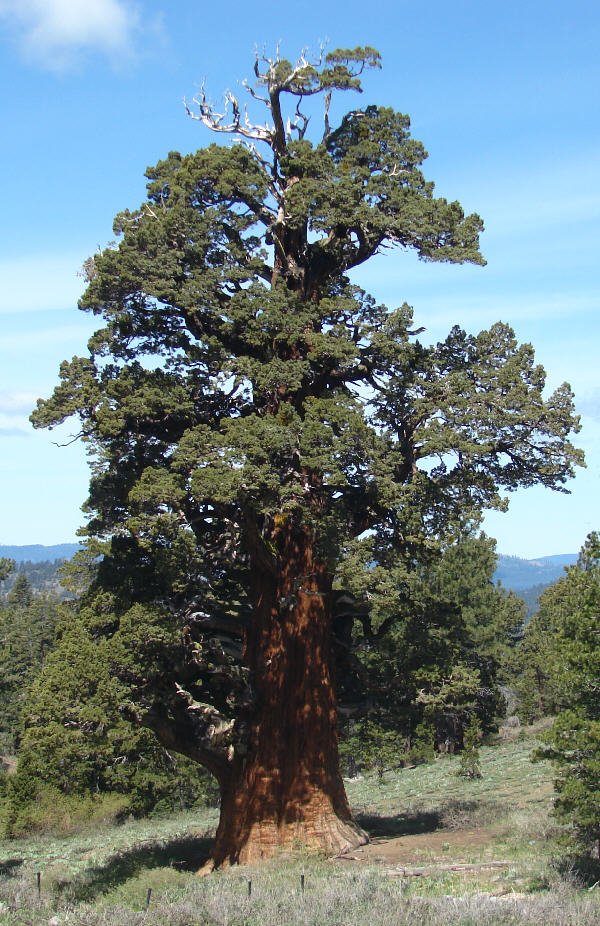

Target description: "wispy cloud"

left=0, top=412, right=32, bottom=437
left=0, top=391, right=39, bottom=414
left=354, top=252, right=600, bottom=328
left=431, top=148, right=600, bottom=260
left=0, top=253, right=87, bottom=313
left=2, top=323, right=94, bottom=353
left=0, top=392, right=40, bottom=436
left=0, top=0, right=140, bottom=69
left=578, top=390, right=600, bottom=425
left=414, top=290, right=600, bottom=330
left=0, top=426, right=30, bottom=438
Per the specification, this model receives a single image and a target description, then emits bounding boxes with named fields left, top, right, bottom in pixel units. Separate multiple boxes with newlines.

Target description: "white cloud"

left=2, top=323, right=94, bottom=354
left=449, top=143, right=600, bottom=211
left=0, top=0, right=139, bottom=69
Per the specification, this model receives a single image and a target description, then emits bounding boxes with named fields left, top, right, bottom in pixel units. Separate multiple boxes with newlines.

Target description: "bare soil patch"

left=339, top=824, right=501, bottom=866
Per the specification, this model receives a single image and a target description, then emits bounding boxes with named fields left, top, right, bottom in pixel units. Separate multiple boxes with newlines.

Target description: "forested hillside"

left=1, top=560, right=70, bottom=598
left=495, top=554, right=577, bottom=590
left=1, top=547, right=574, bottom=616
left=0, top=574, right=60, bottom=755
left=0, top=547, right=80, bottom=599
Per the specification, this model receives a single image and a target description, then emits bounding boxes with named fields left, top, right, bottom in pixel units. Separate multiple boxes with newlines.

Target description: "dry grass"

left=0, top=860, right=599, bottom=926
left=0, top=729, right=598, bottom=925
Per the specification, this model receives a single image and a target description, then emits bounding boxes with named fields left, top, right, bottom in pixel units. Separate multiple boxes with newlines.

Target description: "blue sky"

left=0, top=0, right=598, bottom=557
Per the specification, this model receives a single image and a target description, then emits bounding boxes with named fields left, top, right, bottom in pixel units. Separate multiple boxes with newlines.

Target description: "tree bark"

left=204, top=519, right=367, bottom=868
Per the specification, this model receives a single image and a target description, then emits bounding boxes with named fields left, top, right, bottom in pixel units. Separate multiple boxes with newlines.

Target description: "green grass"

left=348, top=730, right=553, bottom=815
left=0, top=728, right=598, bottom=925
left=348, top=733, right=557, bottom=858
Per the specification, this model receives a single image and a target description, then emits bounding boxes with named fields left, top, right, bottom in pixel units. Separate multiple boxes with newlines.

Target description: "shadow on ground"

left=356, top=809, right=443, bottom=839
left=555, top=853, right=600, bottom=888
left=356, top=799, right=486, bottom=840
left=58, top=834, right=213, bottom=903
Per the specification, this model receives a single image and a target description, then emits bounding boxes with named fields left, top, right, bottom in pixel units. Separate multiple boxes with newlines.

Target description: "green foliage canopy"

left=534, top=533, right=600, bottom=856
left=337, top=534, right=524, bottom=774
left=0, top=559, right=14, bottom=583
left=0, top=577, right=59, bottom=754
left=3, top=604, right=216, bottom=835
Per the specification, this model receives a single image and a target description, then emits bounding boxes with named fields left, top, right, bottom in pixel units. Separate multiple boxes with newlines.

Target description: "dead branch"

left=323, top=90, right=332, bottom=141
left=241, top=77, right=270, bottom=106
left=185, top=84, right=274, bottom=145
left=286, top=96, right=310, bottom=140
left=52, top=430, right=86, bottom=448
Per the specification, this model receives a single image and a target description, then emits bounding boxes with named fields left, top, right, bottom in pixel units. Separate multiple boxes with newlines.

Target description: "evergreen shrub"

left=3, top=785, right=129, bottom=838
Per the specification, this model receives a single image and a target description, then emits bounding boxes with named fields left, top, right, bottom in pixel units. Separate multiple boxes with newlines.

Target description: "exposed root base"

left=198, top=815, right=369, bottom=872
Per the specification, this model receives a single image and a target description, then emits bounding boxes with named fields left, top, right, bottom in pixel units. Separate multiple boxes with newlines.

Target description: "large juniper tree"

left=32, top=47, right=582, bottom=867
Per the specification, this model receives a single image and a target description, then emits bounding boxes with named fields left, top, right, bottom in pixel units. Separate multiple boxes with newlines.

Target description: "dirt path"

left=338, top=825, right=501, bottom=867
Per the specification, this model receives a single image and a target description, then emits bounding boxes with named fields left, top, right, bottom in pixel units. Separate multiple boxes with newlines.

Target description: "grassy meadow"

left=1, top=725, right=598, bottom=925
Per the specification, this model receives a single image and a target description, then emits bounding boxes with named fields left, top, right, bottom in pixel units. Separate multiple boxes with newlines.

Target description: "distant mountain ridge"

left=494, top=553, right=578, bottom=591
left=0, top=543, right=80, bottom=563
left=1, top=545, right=578, bottom=595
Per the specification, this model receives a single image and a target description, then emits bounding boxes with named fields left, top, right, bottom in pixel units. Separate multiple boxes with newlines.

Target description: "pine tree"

left=3, top=608, right=214, bottom=835
left=458, top=714, right=483, bottom=779
left=31, top=46, right=582, bottom=867
left=0, top=559, right=14, bottom=585
left=535, top=533, right=600, bottom=858
left=7, top=574, right=34, bottom=610
left=0, top=578, right=59, bottom=753
left=513, top=605, right=563, bottom=723
left=337, top=534, right=524, bottom=771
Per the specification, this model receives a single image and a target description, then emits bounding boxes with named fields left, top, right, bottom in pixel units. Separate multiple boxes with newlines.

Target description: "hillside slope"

left=1, top=727, right=598, bottom=924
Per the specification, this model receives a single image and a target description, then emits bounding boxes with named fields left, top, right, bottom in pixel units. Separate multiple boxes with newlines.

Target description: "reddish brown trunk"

left=206, top=520, right=367, bottom=868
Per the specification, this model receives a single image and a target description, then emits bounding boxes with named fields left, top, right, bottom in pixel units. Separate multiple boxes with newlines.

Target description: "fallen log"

left=386, top=861, right=512, bottom=877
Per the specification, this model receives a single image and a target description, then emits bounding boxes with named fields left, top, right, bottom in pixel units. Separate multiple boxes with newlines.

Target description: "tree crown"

left=29, top=48, right=583, bottom=779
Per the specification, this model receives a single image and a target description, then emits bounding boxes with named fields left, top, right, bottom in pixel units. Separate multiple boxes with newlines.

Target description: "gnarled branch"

left=185, top=85, right=274, bottom=145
